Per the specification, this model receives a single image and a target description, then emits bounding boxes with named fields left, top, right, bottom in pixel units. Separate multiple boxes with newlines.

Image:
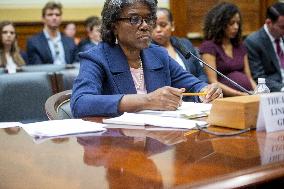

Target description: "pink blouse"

left=130, top=67, right=147, bottom=94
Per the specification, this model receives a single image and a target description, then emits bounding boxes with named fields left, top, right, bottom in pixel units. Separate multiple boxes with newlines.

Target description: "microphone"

left=175, top=42, right=253, bottom=95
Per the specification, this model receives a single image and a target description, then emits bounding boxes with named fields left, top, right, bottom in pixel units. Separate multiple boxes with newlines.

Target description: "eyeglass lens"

left=130, top=15, right=155, bottom=25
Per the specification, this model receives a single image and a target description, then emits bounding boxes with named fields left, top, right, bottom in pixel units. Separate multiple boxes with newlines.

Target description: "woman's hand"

left=144, top=86, right=185, bottom=111
left=199, top=83, right=223, bottom=103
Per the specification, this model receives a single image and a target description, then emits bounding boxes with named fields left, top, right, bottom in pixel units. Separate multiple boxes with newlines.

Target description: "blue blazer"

left=170, top=37, right=208, bottom=83
left=77, top=38, right=97, bottom=53
left=26, top=32, right=76, bottom=65
left=71, top=42, right=207, bottom=118
left=245, top=27, right=284, bottom=92
left=75, top=38, right=98, bottom=62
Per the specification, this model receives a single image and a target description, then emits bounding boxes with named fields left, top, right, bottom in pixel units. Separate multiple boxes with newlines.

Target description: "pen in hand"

left=182, top=92, right=207, bottom=96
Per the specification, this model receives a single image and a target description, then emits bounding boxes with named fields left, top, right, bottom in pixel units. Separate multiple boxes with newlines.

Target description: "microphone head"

left=173, top=40, right=192, bottom=59
left=184, top=52, right=191, bottom=59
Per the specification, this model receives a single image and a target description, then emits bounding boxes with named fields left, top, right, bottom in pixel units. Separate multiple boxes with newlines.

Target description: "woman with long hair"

left=0, top=21, right=25, bottom=73
left=199, top=2, right=256, bottom=96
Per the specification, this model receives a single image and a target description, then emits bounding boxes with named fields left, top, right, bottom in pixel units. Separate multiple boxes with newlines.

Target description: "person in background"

left=152, top=7, right=208, bottom=83
left=0, top=21, right=25, bottom=73
left=199, top=2, right=256, bottom=97
left=26, top=1, right=76, bottom=65
left=71, top=0, right=222, bottom=118
left=245, top=2, right=284, bottom=92
left=77, top=16, right=102, bottom=53
left=64, top=22, right=80, bottom=45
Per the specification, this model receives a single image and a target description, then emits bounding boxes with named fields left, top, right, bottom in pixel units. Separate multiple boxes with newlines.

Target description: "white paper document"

left=256, top=92, right=284, bottom=132
left=103, top=113, right=145, bottom=126
left=103, top=113, right=207, bottom=129
left=137, top=102, right=212, bottom=118
left=22, top=119, right=106, bottom=139
left=104, top=124, right=145, bottom=130
left=0, top=122, right=23, bottom=128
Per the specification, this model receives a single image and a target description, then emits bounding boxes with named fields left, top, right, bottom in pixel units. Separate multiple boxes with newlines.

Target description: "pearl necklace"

left=135, top=58, right=144, bottom=90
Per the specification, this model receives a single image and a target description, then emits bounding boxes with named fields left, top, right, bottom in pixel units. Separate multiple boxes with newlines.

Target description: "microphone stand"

left=181, top=46, right=253, bottom=95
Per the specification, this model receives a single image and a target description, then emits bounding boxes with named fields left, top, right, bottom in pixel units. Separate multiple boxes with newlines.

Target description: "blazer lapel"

left=260, top=28, right=281, bottom=71
left=170, top=37, right=192, bottom=72
left=104, top=44, right=137, bottom=94
left=61, top=35, right=70, bottom=64
left=104, top=44, right=167, bottom=94
left=40, top=33, right=53, bottom=63
left=141, top=47, right=165, bottom=93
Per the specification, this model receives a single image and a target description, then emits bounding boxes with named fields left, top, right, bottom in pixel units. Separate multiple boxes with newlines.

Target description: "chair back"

left=56, top=68, right=79, bottom=92
left=21, top=64, right=66, bottom=72
left=0, top=68, right=5, bottom=74
left=45, top=90, right=73, bottom=120
left=0, top=72, right=55, bottom=123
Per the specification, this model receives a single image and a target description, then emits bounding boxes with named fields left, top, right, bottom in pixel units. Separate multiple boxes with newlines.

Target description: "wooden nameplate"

left=208, top=95, right=260, bottom=129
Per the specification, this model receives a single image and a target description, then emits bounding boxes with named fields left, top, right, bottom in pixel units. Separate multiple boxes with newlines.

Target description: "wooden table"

left=1, top=121, right=284, bottom=189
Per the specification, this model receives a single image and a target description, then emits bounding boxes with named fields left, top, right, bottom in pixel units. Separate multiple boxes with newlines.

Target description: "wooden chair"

left=45, top=90, right=73, bottom=120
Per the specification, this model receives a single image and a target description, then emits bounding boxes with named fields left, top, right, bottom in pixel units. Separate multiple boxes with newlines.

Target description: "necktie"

left=275, top=38, right=284, bottom=68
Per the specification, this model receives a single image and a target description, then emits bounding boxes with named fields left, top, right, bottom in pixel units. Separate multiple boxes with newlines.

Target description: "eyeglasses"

left=117, top=15, right=156, bottom=26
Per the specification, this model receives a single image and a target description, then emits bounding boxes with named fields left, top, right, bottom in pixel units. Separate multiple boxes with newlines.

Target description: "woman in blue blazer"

left=71, top=0, right=222, bottom=118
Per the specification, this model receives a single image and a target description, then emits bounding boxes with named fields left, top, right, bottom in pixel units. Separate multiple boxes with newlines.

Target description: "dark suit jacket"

left=170, top=37, right=208, bottom=83
left=75, top=38, right=98, bottom=62
left=71, top=42, right=207, bottom=118
left=244, top=27, right=284, bottom=92
left=26, top=32, right=76, bottom=65
left=77, top=38, right=97, bottom=53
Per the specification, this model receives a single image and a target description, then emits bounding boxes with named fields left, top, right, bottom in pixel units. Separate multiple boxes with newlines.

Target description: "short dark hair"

left=42, top=1, right=62, bottom=17
left=267, top=2, right=284, bottom=23
left=157, top=7, right=173, bottom=23
left=203, top=2, right=242, bottom=46
left=85, top=16, right=102, bottom=31
left=101, top=0, right=157, bottom=45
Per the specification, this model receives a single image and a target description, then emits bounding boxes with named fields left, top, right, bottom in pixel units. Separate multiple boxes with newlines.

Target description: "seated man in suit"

left=245, top=2, right=284, bottom=92
left=26, top=1, right=76, bottom=65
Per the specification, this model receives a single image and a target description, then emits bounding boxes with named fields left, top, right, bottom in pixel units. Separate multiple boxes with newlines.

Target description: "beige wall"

left=0, top=8, right=103, bottom=22
left=0, top=0, right=169, bottom=22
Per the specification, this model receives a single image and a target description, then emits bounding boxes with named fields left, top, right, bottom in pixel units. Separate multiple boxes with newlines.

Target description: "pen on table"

left=182, top=92, right=207, bottom=96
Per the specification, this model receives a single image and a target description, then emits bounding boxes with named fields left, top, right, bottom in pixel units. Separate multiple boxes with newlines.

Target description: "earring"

left=115, top=36, right=118, bottom=44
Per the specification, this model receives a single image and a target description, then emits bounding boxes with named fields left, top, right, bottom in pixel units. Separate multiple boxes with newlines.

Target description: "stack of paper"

left=22, top=119, right=106, bottom=141
left=103, top=113, right=207, bottom=130
left=137, top=102, right=211, bottom=119
left=0, top=122, right=23, bottom=128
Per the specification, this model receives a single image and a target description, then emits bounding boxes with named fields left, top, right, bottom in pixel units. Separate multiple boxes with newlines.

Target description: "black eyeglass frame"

left=117, top=15, right=156, bottom=26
